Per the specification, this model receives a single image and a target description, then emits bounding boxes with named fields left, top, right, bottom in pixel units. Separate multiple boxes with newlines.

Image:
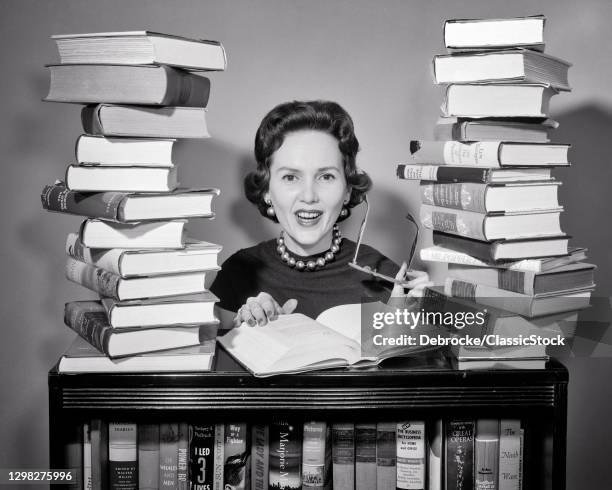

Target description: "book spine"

left=420, top=206, right=487, bottom=241
left=331, top=423, right=355, bottom=490
left=214, top=424, right=225, bottom=490
left=251, top=425, right=268, bottom=490
left=269, top=420, right=301, bottom=490
left=475, top=420, right=499, bottom=490
left=498, top=420, right=521, bottom=490
left=41, top=183, right=125, bottom=220
left=375, top=422, right=396, bottom=490
left=64, top=302, right=112, bottom=356
left=91, top=420, right=108, bottom=490
left=84, top=423, right=92, bottom=490
left=409, top=141, right=501, bottom=167
left=396, top=421, right=425, bottom=490
left=177, top=423, right=189, bottom=490
left=302, top=421, right=331, bottom=490
left=397, top=165, right=490, bottom=183
left=160, top=423, right=179, bottom=489
left=449, top=267, right=535, bottom=295
left=82, top=105, right=104, bottom=135
left=65, top=424, right=84, bottom=490
left=355, top=424, right=377, bottom=490
left=420, top=183, right=488, bottom=213
left=189, top=424, right=215, bottom=490
left=166, top=69, right=210, bottom=107
left=432, top=232, right=497, bottom=262
left=65, top=257, right=121, bottom=300
left=109, top=423, right=138, bottom=490
left=225, top=423, right=250, bottom=490
left=445, top=420, right=475, bottom=490
left=66, top=233, right=124, bottom=276
left=138, top=424, right=160, bottom=490
left=428, top=419, right=443, bottom=490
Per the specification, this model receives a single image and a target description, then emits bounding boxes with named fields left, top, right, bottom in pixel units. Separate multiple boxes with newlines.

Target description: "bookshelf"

left=49, top=348, right=568, bottom=489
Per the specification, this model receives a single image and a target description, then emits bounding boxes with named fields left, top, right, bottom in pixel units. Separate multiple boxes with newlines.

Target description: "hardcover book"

left=331, top=423, right=355, bottom=490
left=428, top=420, right=444, bottom=490
left=65, top=164, right=178, bottom=193
left=138, top=424, right=160, bottom=490
left=63, top=300, right=213, bottom=358
left=431, top=231, right=570, bottom=262
left=409, top=140, right=570, bottom=168
left=108, top=423, right=137, bottom=490
left=52, top=31, right=227, bottom=70
left=421, top=244, right=586, bottom=272
left=102, top=293, right=218, bottom=329
left=160, top=423, right=179, bottom=489
left=302, top=421, right=331, bottom=490
left=433, top=49, right=571, bottom=91
left=443, top=16, right=545, bottom=51
left=433, top=118, right=553, bottom=143
left=354, top=424, right=377, bottom=490
left=189, top=424, right=215, bottom=490
left=269, top=420, right=301, bottom=490
left=78, top=218, right=187, bottom=249
left=177, top=424, right=189, bottom=490
left=43, top=184, right=218, bottom=222
left=251, top=425, right=268, bottom=490
left=90, top=420, right=108, bottom=490
left=420, top=181, right=561, bottom=214
left=225, top=423, right=250, bottom=490
left=45, top=64, right=210, bottom=106
left=58, top=336, right=216, bottom=373
left=75, top=134, right=175, bottom=167
left=66, top=234, right=221, bottom=277
left=65, top=256, right=209, bottom=301
left=420, top=205, right=563, bottom=241
left=396, top=421, right=425, bottom=490
left=475, top=420, right=499, bottom=490
left=445, top=420, right=475, bottom=490
left=442, top=84, right=557, bottom=118
left=396, top=164, right=553, bottom=184
left=82, top=104, right=210, bottom=139
left=375, top=422, right=396, bottom=490
left=498, top=420, right=521, bottom=490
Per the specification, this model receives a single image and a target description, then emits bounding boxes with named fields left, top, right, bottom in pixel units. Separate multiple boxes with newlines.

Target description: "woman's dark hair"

left=244, top=100, right=372, bottom=222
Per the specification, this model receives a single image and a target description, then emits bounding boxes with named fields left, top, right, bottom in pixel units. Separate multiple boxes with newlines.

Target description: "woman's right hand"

left=233, top=292, right=298, bottom=327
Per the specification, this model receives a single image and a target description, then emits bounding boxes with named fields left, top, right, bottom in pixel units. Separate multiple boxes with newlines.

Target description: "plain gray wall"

left=1, top=1, right=611, bottom=488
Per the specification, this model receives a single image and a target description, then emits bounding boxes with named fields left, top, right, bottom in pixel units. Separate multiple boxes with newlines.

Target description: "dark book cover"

left=269, top=420, right=301, bottom=490
left=446, top=420, right=475, bottom=490
left=189, top=424, right=215, bottom=490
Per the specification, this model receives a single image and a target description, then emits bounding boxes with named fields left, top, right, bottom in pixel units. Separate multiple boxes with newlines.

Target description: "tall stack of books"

left=41, top=31, right=227, bottom=372
left=397, top=16, right=596, bottom=368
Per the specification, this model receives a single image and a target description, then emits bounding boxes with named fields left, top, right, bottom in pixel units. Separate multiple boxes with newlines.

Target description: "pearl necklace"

left=276, top=224, right=342, bottom=271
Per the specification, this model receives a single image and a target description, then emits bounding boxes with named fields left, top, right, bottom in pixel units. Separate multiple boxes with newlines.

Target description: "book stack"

left=75, top=417, right=526, bottom=490
left=41, top=31, right=227, bottom=369
left=397, top=16, right=596, bottom=368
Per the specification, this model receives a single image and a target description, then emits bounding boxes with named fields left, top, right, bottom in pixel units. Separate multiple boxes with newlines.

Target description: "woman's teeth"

left=295, top=210, right=322, bottom=224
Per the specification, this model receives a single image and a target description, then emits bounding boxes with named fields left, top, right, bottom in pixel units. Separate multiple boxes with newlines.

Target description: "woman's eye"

left=320, top=173, right=336, bottom=181
left=282, top=174, right=297, bottom=182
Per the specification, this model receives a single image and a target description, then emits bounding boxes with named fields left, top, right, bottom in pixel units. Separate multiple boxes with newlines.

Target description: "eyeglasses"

left=348, top=196, right=420, bottom=285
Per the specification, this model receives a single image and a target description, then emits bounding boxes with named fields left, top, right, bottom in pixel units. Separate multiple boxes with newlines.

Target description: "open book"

left=218, top=302, right=434, bottom=377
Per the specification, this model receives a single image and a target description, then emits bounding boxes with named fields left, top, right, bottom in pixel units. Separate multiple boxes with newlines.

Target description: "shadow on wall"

left=554, top=104, right=612, bottom=297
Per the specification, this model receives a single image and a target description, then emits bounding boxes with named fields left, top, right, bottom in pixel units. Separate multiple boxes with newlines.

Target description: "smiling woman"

left=210, top=100, right=432, bottom=327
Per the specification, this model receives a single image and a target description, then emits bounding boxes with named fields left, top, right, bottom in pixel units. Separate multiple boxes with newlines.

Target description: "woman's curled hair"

left=244, top=100, right=372, bottom=222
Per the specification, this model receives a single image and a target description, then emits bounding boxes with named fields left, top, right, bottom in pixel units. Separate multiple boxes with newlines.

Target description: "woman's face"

left=267, top=129, right=349, bottom=255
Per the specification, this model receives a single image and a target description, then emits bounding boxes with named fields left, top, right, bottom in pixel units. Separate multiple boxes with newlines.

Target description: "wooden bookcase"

left=49, top=349, right=568, bottom=489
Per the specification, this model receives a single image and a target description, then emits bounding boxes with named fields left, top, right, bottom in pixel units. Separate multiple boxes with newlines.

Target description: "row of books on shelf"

left=72, top=418, right=525, bottom=490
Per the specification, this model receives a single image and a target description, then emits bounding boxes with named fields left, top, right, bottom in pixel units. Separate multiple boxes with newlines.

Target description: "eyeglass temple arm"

left=351, top=195, right=370, bottom=264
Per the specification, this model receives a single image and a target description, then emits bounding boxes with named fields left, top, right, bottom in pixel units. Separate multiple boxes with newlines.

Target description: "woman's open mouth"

left=295, top=209, right=323, bottom=226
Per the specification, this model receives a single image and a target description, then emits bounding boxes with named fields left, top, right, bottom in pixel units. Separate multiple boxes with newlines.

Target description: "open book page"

left=218, top=313, right=362, bottom=376
left=315, top=303, right=362, bottom=343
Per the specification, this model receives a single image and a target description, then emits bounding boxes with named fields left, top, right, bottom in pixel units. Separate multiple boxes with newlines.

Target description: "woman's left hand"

left=390, top=262, right=433, bottom=299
